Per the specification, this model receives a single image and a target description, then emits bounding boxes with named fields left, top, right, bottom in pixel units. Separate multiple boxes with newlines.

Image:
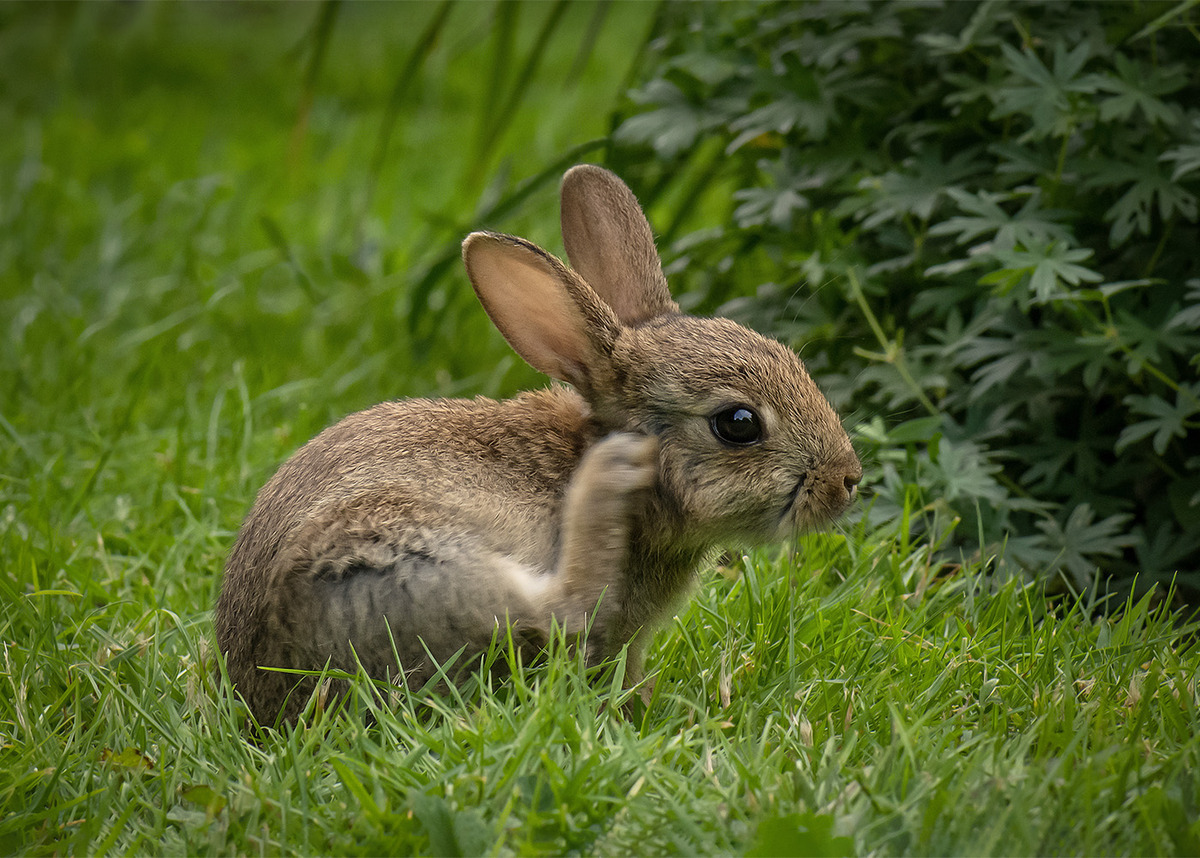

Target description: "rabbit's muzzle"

left=781, top=450, right=863, bottom=534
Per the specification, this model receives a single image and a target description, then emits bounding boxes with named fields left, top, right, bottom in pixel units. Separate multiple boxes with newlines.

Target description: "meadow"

left=2, top=4, right=1198, bottom=855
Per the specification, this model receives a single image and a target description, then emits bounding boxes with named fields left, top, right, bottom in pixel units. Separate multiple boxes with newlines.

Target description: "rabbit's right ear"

left=560, top=165, right=679, bottom=326
left=463, top=232, right=620, bottom=391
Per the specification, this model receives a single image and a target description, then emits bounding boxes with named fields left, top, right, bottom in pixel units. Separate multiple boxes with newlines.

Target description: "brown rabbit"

left=215, top=165, right=862, bottom=725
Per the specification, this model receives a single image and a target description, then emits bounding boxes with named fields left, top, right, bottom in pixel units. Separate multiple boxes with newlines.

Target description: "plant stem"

left=846, top=267, right=940, bottom=417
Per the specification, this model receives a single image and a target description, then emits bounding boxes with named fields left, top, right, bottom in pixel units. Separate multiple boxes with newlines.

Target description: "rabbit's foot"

left=553, top=432, right=657, bottom=623
left=580, top=431, right=659, bottom=504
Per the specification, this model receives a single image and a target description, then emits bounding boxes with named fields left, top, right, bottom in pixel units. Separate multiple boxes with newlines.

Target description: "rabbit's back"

left=224, top=388, right=594, bottom=575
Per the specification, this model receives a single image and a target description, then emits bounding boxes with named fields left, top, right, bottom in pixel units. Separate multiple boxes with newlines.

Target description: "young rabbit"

left=216, top=165, right=862, bottom=725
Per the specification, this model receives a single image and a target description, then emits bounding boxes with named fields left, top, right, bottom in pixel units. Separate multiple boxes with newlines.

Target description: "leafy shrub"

left=606, top=0, right=1200, bottom=599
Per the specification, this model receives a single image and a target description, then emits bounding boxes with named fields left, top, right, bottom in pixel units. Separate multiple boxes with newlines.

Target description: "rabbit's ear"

left=463, top=232, right=620, bottom=389
left=560, top=165, right=678, bottom=326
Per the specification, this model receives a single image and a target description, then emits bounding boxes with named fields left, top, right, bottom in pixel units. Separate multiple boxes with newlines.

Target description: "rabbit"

left=215, top=164, right=863, bottom=726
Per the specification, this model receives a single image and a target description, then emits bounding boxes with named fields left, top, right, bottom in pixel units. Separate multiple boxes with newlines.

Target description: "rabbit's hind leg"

left=289, top=526, right=549, bottom=687
left=552, top=432, right=658, bottom=660
left=248, top=535, right=549, bottom=724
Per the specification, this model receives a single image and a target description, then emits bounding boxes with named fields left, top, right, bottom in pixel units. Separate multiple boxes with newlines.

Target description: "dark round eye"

left=710, top=406, right=763, bottom=446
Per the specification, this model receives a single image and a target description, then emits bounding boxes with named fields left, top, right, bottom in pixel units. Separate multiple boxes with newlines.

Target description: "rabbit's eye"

left=710, top=406, right=763, bottom=446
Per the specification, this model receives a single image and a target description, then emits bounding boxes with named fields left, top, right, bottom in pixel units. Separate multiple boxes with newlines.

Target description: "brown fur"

left=215, top=165, right=862, bottom=725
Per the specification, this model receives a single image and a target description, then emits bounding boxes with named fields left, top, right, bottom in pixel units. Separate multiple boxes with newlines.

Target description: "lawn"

left=1, top=4, right=1198, bottom=855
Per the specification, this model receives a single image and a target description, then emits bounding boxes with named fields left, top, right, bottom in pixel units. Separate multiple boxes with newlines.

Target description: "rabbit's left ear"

left=560, top=165, right=679, bottom=326
left=463, top=232, right=619, bottom=391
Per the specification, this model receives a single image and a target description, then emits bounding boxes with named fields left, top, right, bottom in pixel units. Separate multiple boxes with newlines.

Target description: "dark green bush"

left=607, top=1, right=1200, bottom=598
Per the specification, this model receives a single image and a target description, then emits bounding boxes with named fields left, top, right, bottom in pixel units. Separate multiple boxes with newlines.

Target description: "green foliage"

left=748, top=812, right=855, bottom=857
left=609, top=0, right=1200, bottom=598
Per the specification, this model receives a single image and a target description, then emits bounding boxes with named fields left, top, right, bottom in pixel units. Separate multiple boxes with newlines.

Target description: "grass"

left=5, top=532, right=1199, bottom=855
left=1, top=3, right=1199, bottom=855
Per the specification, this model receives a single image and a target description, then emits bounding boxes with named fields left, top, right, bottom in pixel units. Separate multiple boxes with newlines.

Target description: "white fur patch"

left=499, top=556, right=554, bottom=606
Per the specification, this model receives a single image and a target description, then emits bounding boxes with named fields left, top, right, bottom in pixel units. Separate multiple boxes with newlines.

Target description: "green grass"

left=5, top=532, right=1199, bottom=855
left=2, top=3, right=1199, bottom=855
